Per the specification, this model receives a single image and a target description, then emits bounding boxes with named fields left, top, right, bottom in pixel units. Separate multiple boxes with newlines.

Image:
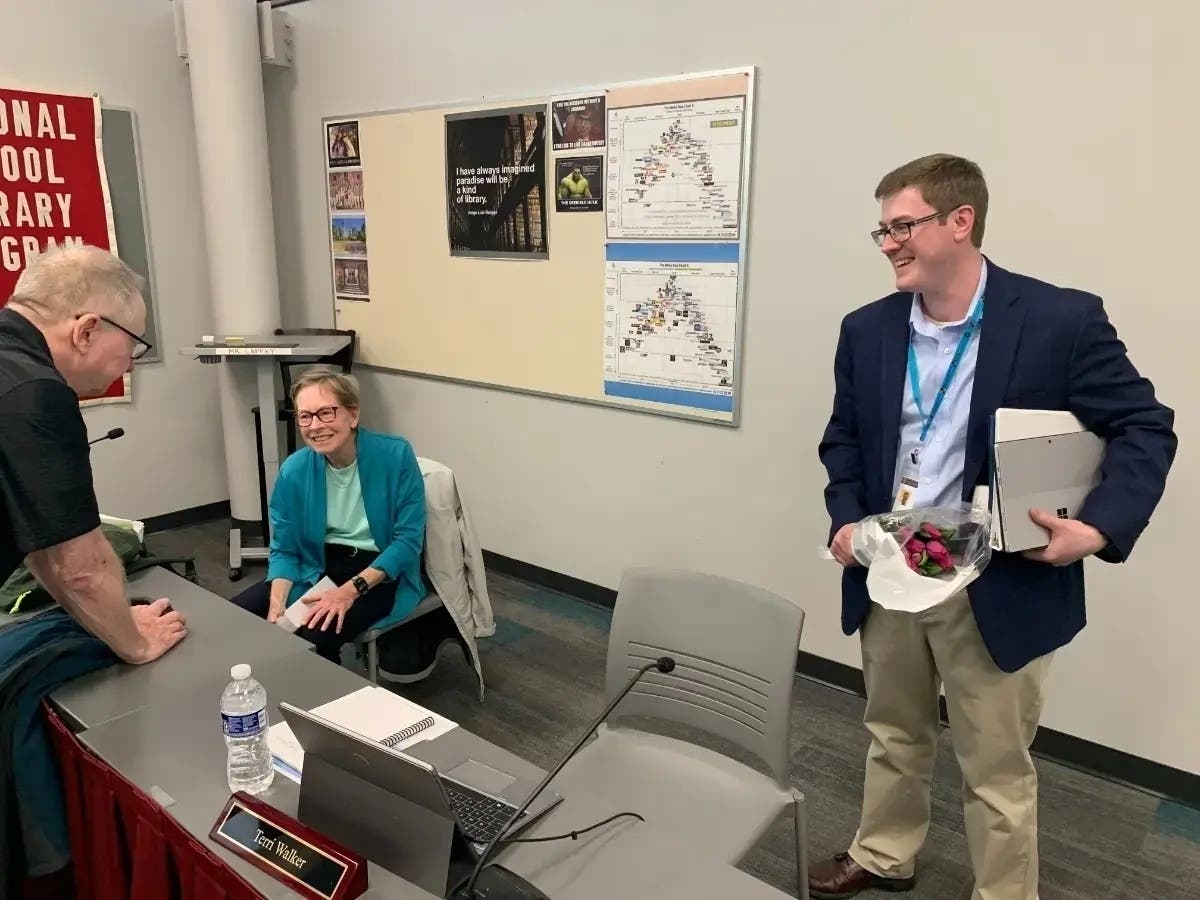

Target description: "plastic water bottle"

left=220, top=663, right=274, bottom=794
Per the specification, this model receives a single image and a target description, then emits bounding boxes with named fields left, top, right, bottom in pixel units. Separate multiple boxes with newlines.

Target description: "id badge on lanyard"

left=891, top=299, right=984, bottom=512
left=894, top=445, right=921, bottom=511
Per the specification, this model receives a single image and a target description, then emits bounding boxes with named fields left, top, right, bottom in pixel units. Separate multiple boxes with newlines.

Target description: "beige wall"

left=7, top=0, right=228, bottom=519
left=266, top=0, right=1199, bottom=774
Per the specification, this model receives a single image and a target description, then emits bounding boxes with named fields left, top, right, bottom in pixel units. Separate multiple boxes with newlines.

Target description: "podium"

left=182, top=333, right=352, bottom=578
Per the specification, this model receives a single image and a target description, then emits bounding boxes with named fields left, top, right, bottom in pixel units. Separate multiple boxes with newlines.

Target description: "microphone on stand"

left=88, top=427, right=125, bottom=446
left=452, top=655, right=677, bottom=900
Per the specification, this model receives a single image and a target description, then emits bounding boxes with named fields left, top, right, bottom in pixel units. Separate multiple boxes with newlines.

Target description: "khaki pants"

left=848, top=594, right=1053, bottom=900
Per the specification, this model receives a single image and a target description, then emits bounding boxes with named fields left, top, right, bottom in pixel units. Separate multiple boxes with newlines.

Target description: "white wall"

left=265, top=0, right=1199, bottom=774
left=6, top=0, right=228, bottom=519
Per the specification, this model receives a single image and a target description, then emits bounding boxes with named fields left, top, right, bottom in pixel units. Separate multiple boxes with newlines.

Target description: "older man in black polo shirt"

left=0, top=245, right=186, bottom=663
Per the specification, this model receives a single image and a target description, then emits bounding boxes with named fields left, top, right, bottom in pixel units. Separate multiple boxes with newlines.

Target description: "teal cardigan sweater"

left=267, top=428, right=426, bottom=619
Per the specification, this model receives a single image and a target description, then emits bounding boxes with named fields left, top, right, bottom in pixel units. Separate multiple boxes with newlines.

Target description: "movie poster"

left=445, top=106, right=548, bottom=258
left=555, top=156, right=603, bottom=212
left=326, top=120, right=360, bottom=168
left=551, top=95, right=605, bottom=150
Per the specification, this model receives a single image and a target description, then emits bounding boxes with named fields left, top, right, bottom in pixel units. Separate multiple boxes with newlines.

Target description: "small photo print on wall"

left=556, top=156, right=603, bottom=212
left=329, top=170, right=364, bottom=211
left=334, top=258, right=369, bottom=301
left=327, top=120, right=360, bottom=168
left=331, top=215, right=367, bottom=257
left=552, top=95, right=605, bottom=150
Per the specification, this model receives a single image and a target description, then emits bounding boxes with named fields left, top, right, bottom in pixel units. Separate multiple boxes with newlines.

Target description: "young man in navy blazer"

left=810, top=154, right=1176, bottom=900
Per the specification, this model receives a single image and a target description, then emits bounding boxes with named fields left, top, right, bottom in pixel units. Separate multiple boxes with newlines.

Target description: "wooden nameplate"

left=210, top=792, right=367, bottom=900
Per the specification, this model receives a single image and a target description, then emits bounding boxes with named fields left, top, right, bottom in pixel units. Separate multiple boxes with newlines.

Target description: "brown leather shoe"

left=808, top=852, right=915, bottom=899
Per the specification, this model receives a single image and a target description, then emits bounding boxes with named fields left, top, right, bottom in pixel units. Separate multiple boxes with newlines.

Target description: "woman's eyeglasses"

left=296, top=405, right=340, bottom=427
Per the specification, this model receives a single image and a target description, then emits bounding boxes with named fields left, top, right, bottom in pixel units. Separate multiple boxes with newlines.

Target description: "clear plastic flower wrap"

left=850, top=504, right=993, bottom=613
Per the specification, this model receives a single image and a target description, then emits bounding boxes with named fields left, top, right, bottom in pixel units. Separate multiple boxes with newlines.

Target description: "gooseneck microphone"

left=453, top=656, right=677, bottom=900
left=88, top=427, right=125, bottom=446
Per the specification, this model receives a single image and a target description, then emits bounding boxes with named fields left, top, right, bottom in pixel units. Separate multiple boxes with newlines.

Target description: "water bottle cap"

left=230, top=663, right=252, bottom=680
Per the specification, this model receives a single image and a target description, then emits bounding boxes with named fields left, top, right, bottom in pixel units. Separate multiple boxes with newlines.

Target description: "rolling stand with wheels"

left=228, top=405, right=275, bottom=581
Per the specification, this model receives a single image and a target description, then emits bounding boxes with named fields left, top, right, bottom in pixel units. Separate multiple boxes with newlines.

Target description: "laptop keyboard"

left=444, top=781, right=525, bottom=843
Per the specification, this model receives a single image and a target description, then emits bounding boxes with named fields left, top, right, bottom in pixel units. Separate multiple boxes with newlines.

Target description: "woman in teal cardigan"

left=230, top=369, right=426, bottom=661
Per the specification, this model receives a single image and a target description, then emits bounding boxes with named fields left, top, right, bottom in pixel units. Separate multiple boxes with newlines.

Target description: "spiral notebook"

left=268, top=686, right=457, bottom=781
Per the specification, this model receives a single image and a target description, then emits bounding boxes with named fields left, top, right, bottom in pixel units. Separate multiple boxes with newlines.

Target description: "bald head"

left=9, top=245, right=144, bottom=324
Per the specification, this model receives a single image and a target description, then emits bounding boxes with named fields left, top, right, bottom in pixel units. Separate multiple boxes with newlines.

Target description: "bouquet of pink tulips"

left=896, top=521, right=958, bottom=577
left=848, top=505, right=993, bottom=612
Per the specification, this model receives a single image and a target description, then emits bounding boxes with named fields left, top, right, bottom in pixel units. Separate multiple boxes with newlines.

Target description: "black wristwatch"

left=351, top=575, right=370, bottom=597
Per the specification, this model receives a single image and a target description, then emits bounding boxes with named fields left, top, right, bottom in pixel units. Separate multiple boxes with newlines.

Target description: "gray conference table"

left=51, top=568, right=792, bottom=900
left=52, top=567, right=320, bottom=731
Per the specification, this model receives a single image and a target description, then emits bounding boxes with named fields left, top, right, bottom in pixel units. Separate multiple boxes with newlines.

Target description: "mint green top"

left=324, top=459, right=378, bottom=552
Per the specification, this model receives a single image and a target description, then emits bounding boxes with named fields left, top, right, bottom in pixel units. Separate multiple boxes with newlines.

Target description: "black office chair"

left=274, top=327, right=357, bottom=455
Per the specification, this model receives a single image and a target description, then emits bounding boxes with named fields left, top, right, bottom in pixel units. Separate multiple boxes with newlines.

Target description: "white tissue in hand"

left=275, top=576, right=335, bottom=632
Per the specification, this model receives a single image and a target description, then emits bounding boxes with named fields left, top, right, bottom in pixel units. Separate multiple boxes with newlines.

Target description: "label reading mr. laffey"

left=217, top=802, right=346, bottom=898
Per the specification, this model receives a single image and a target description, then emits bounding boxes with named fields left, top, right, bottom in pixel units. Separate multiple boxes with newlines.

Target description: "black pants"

left=229, top=543, right=396, bottom=662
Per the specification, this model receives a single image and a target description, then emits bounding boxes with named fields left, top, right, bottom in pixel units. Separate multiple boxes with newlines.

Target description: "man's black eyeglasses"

left=82, top=314, right=152, bottom=360
left=871, top=211, right=946, bottom=247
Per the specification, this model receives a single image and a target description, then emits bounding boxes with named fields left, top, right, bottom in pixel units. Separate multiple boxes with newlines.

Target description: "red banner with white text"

left=0, top=86, right=128, bottom=403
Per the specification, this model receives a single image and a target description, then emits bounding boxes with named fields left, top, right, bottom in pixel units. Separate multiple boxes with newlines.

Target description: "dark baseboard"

left=820, top=669, right=1200, bottom=811
left=1028, top=725, right=1200, bottom=809
left=142, top=501, right=231, bottom=535
left=797, top=651, right=866, bottom=696
left=482, top=551, right=619, bottom=609
left=483, top=551, right=1200, bottom=811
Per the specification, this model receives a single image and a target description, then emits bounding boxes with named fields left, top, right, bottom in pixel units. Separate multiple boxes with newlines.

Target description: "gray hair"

left=9, top=244, right=144, bottom=323
left=290, top=367, right=360, bottom=410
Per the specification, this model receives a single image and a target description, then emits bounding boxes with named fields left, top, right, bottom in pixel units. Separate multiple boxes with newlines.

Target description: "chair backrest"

left=604, top=567, right=805, bottom=785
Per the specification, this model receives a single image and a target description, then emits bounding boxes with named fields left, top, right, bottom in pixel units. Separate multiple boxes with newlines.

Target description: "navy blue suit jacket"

left=818, top=260, right=1177, bottom=672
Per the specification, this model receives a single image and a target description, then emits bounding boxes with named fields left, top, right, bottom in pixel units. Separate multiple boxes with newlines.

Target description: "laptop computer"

left=278, top=701, right=562, bottom=856
left=993, top=429, right=1105, bottom=552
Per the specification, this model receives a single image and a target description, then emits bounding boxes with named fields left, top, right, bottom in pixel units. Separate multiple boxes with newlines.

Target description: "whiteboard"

left=322, top=68, right=755, bottom=425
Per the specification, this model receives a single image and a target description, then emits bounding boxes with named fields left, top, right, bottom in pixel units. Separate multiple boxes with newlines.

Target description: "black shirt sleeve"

left=0, top=378, right=101, bottom=553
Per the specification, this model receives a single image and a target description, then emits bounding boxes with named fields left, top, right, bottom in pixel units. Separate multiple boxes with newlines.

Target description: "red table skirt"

left=34, top=702, right=263, bottom=900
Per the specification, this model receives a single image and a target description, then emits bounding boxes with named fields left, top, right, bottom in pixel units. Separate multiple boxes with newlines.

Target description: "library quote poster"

left=0, top=86, right=129, bottom=404
left=445, top=106, right=548, bottom=258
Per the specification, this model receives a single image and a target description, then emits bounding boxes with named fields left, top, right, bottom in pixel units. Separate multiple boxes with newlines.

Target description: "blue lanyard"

left=907, top=299, right=984, bottom=444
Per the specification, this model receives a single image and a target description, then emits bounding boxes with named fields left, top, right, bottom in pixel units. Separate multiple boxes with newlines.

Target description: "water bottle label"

left=222, top=709, right=266, bottom=737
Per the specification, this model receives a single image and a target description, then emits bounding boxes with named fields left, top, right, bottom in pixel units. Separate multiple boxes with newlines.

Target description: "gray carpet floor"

left=148, top=521, right=1200, bottom=899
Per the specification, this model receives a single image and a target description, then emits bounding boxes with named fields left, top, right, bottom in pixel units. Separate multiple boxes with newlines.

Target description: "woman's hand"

left=302, top=583, right=359, bottom=634
left=267, top=578, right=293, bottom=624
